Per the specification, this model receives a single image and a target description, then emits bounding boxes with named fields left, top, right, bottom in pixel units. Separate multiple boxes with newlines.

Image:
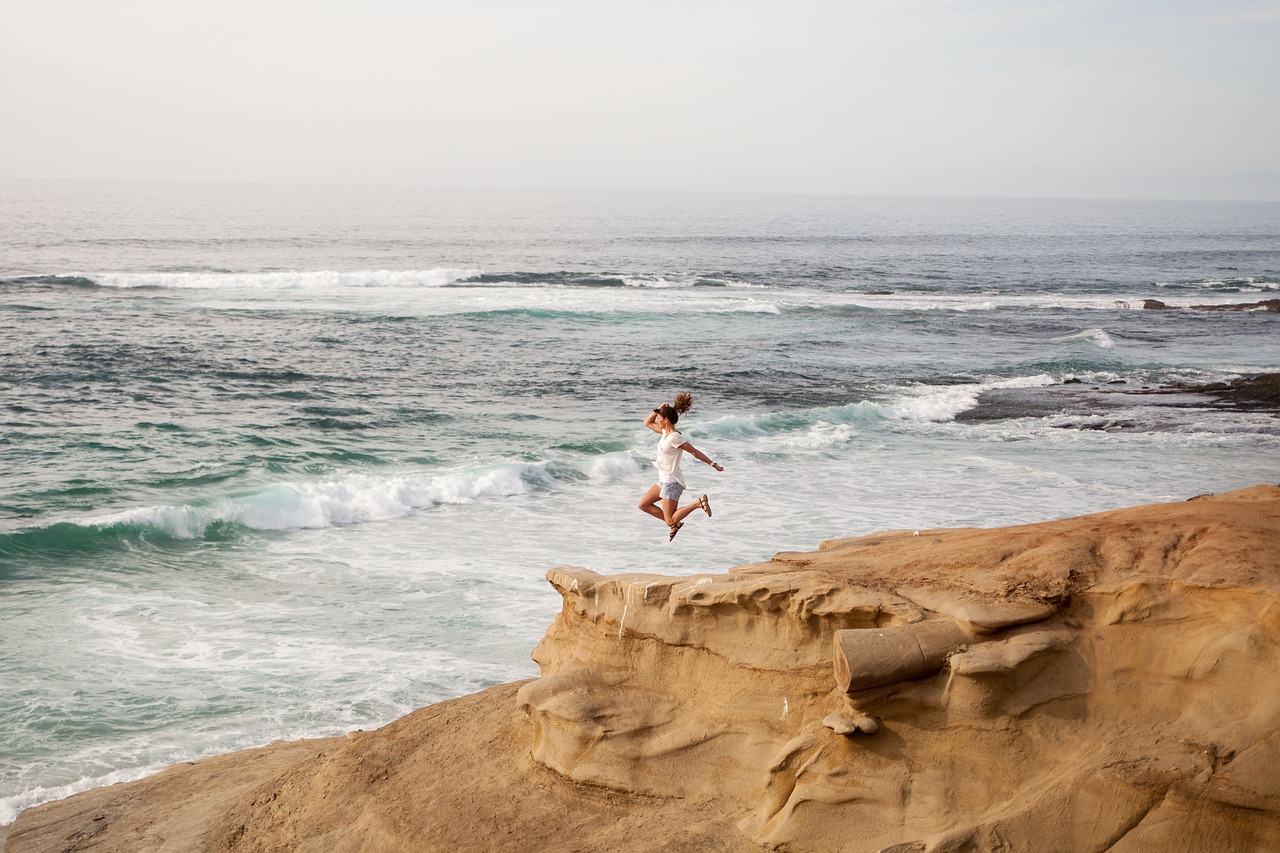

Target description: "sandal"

left=668, top=522, right=683, bottom=541
left=699, top=494, right=712, bottom=517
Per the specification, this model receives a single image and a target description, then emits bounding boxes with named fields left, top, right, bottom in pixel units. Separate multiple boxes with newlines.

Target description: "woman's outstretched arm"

left=678, top=441, right=724, bottom=471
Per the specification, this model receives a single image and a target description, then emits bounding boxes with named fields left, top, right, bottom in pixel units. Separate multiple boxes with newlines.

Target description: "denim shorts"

left=658, top=479, right=685, bottom=501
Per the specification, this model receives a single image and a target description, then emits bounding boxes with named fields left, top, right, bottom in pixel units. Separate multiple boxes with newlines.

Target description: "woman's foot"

left=669, top=522, right=683, bottom=541
left=699, top=494, right=712, bottom=517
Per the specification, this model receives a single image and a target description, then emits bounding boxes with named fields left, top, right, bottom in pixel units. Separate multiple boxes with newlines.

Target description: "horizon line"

left=2, top=174, right=1279, bottom=205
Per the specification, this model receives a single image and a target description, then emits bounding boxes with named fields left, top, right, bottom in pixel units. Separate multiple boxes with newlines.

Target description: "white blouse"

left=654, top=430, right=688, bottom=486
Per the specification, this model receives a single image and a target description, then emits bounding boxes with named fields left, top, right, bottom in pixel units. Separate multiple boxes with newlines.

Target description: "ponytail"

left=656, top=392, right=695, bottom=426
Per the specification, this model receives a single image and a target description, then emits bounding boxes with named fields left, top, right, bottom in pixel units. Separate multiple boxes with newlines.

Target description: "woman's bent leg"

left=669, top=498, right=708, bottom=527
left=661, top=497, right=680, bottom=526
left=638, top=484, right=666, bottom=522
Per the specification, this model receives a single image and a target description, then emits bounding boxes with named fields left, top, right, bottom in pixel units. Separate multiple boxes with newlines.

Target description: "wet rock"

left=1144, top=298, right=1280, bottom=312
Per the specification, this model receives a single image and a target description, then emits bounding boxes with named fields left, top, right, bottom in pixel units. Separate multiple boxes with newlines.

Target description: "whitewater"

left=2, top=181, right=1278, bottom=826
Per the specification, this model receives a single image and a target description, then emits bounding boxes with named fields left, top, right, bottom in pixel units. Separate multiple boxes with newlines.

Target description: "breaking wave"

left=0, top=462, right=590, bottom=560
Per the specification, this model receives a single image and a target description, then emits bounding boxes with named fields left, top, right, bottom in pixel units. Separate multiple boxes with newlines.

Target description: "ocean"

left=2, top=180, right=1278, bottom=825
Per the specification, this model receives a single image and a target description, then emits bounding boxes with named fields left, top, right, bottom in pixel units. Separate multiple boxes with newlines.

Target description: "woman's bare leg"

left=663, top=496, right=709, bottom=527
left=638, top=484, right=667, bottom=522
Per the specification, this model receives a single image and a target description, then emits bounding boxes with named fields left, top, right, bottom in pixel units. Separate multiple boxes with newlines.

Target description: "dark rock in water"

left=1143, top=298, right=1280, bottom=312
left=1057, top=419, right=1144, bottom=432
left=1190, top=299, right=1280, bottom=312
left=953, top=387, right=1084, bottom=422
left=955, top=374, right=1280, bottom=428
left=1170, top=373, right=1280, bottom=410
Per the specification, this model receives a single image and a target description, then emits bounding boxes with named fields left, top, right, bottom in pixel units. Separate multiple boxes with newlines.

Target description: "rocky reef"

left=1167, top=373, right=1280, bottom=411
left=1142, top=298, right=1280, bottom=312
left=7, top=486, right=1280, bottom=852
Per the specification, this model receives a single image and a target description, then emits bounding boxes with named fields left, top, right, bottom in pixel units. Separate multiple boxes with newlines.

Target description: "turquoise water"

left=2, top=181, right=1278, bottom=823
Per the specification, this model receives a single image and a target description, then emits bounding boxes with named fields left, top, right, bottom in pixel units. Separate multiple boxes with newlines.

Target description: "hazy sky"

left=4, top=0, right=1278, bottom=198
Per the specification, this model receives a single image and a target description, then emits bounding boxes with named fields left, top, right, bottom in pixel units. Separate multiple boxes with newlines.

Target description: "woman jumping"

left=638, top=392, right=724, bottom=541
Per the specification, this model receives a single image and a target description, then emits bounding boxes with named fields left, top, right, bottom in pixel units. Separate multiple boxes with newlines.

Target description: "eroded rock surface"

left=8, top=486, right=1280, bottom=852
left=519, top=485, right=1280, bottom=851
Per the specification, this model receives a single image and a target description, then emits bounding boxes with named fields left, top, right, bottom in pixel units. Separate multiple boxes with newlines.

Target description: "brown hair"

left=657, top=392, right=694, bottom=425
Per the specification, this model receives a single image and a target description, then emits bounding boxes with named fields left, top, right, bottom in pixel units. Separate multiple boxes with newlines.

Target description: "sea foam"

left=882, top=375, right=1057, bottom=423
left=82, top=269, right=481, bottom=290
left=1, top=767, right=166, bottom=827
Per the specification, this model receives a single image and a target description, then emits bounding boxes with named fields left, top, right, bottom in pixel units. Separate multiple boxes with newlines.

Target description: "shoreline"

left=7, top=485, right=1280, bottom=852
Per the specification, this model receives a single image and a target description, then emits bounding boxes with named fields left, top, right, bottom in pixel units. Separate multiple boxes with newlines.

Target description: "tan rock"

left=894, top=584, right=1060, bottom=632
left=833, top=619, right=972, bottom=692
left=7, top=485, right=1280, bottom=852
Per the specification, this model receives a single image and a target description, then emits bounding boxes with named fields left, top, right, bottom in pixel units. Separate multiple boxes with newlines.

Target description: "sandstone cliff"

left=7, top=486, right=1280, bottom=852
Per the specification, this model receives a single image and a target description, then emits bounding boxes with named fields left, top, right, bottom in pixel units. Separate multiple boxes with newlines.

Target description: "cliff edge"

left=7, top=486, right=1280, bottom=852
